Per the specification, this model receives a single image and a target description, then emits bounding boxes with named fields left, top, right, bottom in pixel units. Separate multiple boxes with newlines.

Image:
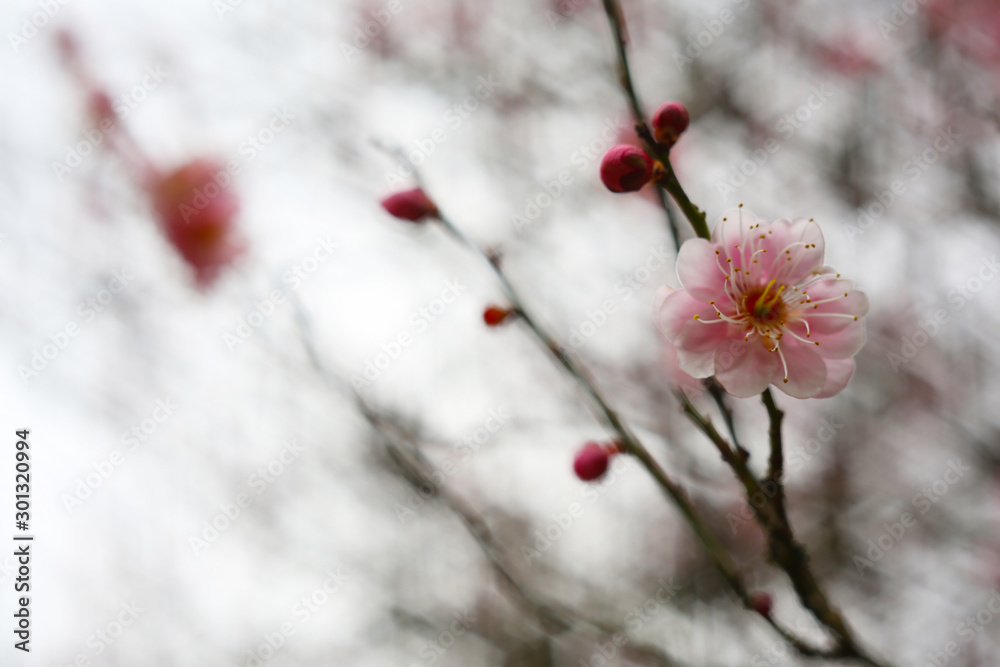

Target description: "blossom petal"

left=653, top=287, right=697, bottom=342
left=773, top=342, right=828, bottom=398
left=711, top=207, right=764, bottom=246
left=654, top=289, right=721, bottom=345
left=676, top=346, right=717, bottom=378
left=767, top=218, right=826, bottom=285
left=677, top=238, right=727, bottom=301
left=812, top=358, right=855, bottom=399
left=813, top=320, right=866, bottom=359
left=714, top=341, right=779, bottom=398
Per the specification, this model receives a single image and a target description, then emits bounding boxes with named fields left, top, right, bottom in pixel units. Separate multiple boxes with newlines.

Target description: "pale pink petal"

left=654, top=289, right=729, bottom=348
left=677, top=239, right=728, bottom=301
left=655, top=288, right=729, bottom=378
left=767, top=218, right=825, bottom=285
left=714, top=340, right=779, bottom=398
left=773, top=342, right=828, bottom=398
left=676, top=346, right=717, bottom=378
left=812, top=320, right=866, bottom=359
left=662, top=340, right=704, bottom=395
left=711, top=207, right=764, bottom=246
left=654, top=288, right=700, bottom=342
left=652, top=285, right=674, bottom=315
left=812, top=358, right=855, bottom=399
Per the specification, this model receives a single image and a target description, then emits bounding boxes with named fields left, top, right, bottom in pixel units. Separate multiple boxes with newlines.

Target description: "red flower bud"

left=652, top=102, right=690, bottom=146
left=380, top=188, right=437, bottom=222
left=483, top=306, right=512, bottom=327
left=573, top=441, right=621, bottom=481
left=750, top=591, right=773, bottom=617
left=599, top=145, right=653, bottom=193
left=147, top=159, right=244, bottom=288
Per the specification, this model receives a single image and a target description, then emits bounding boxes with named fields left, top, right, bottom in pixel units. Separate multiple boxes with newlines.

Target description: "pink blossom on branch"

left=654, top=209, right=868, bottom=399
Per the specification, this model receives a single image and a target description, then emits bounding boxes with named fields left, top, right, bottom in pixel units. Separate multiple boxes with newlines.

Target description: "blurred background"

left=2, top=0, right=1000, bottom=665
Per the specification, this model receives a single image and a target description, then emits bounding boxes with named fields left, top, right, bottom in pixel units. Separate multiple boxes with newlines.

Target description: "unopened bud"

left=483, top=306, right=512, bottom=327
left=573, top=441, right=620, bottom=481
left=380, top=188, right=437, bottom=222
left=599, top=145, right=653, bottom=193
left=652, top=101, right=690, bottom=146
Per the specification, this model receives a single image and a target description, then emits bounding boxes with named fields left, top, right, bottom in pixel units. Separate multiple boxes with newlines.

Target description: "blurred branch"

left=290, top=295, right=690, bottom=666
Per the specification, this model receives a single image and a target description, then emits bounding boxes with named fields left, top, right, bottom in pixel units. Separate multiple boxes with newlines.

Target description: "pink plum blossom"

left=654, top=208, right=868, bottom=399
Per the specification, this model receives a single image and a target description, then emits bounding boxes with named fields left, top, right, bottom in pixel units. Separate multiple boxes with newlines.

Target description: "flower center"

left=742, top=279, right=787, bottom=328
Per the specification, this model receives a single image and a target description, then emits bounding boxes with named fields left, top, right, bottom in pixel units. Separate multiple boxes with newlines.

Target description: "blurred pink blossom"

left=147, top=160, right=244, bottom=288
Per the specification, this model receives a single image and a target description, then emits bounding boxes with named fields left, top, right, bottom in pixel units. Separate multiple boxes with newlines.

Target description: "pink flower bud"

left=380, top=188, right=437, bottom=222
left=573, top=441, right=621, bottom=481
left=750, top=591, right=773, bottom=617
left=599, top=145, right=654, bottom=193
left=147, top=159, right=244, bottom=288
left=652, top=102, right=690, bottom=146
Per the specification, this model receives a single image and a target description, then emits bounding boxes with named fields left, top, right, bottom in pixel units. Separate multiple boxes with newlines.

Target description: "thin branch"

left=599, top=0, right=710, bottom=241
left=290, top=297, right=692, bottom=666
left=596, top=3, right=890, bottom=665
left=706, top=379, right=745, bottom=457
left=761, top=388, right=787, bottom=516
left=428, top=211, right=840, bottom=659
